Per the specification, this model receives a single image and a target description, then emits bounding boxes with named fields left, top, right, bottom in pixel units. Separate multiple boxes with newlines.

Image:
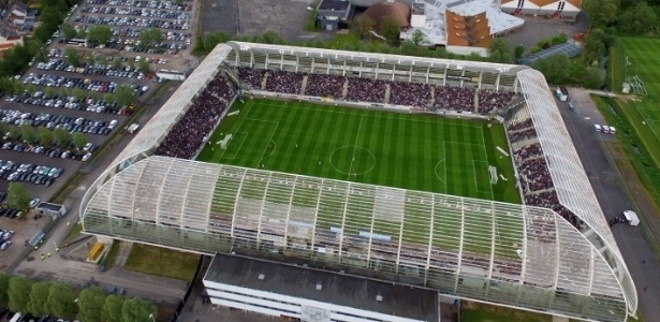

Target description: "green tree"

left=113, top=84, right=137, bottom=107
left=77, top=287, right=106, bottom=322
left=488, top=38, right=514, bottom=63
left=352, top=14, right=375, bottom=39
left=121, top=297, right=156, bottom=322
left=138, top=57, right=150, bottom=74
left=45, top=283, right=77, bottom=319
left=101, top=295, right=125, bottom=322
left=0, top=273, right=11, bottom=308
left=583, top=28, right=608, bottom=63
left=20, top=124, right=38, bottom=143
left=533, top=53, right=571, bottom=84
left=38, top=127, right=53, bottom=146
left=26, top=84, right=36, bottom=96
left=98, top=56, right=108, bottom=67
left=580, top=66, right=603, bottom=88
left=618, top=2, right=657, bottom=34
left=63, top=47, right=81, bottom=67
left=582, top=0, right=619, bottom=27
left=411, top=29, right=425, bottom=46
left=7, top=126, right=21, bottom=140
left=85, top=52, right=96, bottom=66
left=7, top=183, right=30, bottom=211
left=52, top=128, right=72, bottom=147
left=61, top=23, right=78, bottom=40
left=514, top=44, right=525, bottom=60
left=112, top=57, right=122, bottom=69
left=380, top=16, right=401, bottom=47
left=71, top=132, right=87, bottom=151
left=72, top=88, right=86, bottom=101
left=27, top=282, right=52, bottom=316
left=86, top=26, right=113, bottom=44
left=8, top=277, right=33, bottom=313
left=77, top=28, right=87, bottom=39
left=26, top=39, right=47, bottom=63
left=44, top=87, right=57, bottom=98
left=139, top=28, right=163, bottom=47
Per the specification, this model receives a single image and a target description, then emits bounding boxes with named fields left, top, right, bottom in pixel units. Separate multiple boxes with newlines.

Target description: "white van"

left=602, top=125, right=611, bottom=134
left=9, top=312, right=23, bottom=322
left=609, top=126, right=617, bottom=134
left=594, top=124, right=602, bottom=132
left=623, top=210, right=640, bottom=226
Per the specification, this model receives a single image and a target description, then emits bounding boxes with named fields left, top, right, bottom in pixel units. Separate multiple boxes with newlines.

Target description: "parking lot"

left=0, top=0, right=201, bottom=267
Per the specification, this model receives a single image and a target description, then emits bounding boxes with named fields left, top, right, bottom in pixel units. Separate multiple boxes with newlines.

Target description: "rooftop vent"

left=258, top=273, right=265, bottom=280
left=376, top=294, right=383, bottom=302
left=316, top=283, right=323, bottom=291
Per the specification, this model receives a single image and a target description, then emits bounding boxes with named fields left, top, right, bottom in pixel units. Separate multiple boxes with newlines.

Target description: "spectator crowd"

left=508, top=117, right=582, bottom=230
left=235, top=67, right=514, bottom=114
left=155, top=73, right=236, bottom=159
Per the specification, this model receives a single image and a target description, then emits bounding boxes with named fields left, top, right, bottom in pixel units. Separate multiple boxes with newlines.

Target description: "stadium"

left=79, top=42, right=637, bottom=322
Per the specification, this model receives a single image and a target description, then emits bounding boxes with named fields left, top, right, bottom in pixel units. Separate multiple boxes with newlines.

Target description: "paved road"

left=561, top=88, right=660, bottom=320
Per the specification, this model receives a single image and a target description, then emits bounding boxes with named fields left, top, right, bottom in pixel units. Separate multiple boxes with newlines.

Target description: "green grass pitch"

left=197, top=98, right=520, bottom=204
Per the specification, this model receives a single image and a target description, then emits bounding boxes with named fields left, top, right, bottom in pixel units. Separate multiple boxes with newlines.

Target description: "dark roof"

left=205, top=253, right=440, bottom=321
left=318, top=0, right=351, bottom=11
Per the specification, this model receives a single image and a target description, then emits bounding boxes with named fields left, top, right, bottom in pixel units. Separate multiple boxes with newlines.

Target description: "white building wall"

left=446, top=45, right=489, bottom=57
left=204, top=280, right=428, bottom=322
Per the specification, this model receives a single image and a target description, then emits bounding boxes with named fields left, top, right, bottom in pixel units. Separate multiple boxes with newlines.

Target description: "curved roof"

left=79, top=42, right=636, bottom=322
left=363, top=1, right=411, bottom=30
left=83, top=155, right=628, bottom=322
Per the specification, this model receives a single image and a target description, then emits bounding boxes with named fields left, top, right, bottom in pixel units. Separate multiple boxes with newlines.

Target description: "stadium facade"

left=80, top=42, right=637, bottom=322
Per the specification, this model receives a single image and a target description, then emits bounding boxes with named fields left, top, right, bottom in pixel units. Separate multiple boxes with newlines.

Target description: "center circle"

left=329, top=146, right=376, bottom=176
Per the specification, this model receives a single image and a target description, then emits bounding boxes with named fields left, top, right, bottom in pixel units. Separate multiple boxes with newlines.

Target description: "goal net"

left=488, top=166, right=498, bottom=185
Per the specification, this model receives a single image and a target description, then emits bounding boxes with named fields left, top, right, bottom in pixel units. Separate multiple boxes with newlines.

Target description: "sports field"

left=197, top=98, right=520, bottom=204
left=608, top=37, right=660, bottom=200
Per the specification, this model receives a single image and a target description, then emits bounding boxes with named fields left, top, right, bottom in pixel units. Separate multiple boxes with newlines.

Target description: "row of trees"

left=62, top=47, right=151, bottom=74
left=61, top=23, right=164, bottom=48
left=0, top=274, right=157, bottom=322
left=0, top=123, right=87, bottom=150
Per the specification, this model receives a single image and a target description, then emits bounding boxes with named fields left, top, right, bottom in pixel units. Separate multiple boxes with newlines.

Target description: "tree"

left=102, top=295, right=125, bottom=322
left=618, top=2, right=657, bottom=34
left=0, top=273, right=11, bottom=308
left=27, top=282, right=52, bottom=316
left=580, top=66, right=603, bottom=88
left=7, top=183, right=30, bottom=211
left=61, top=23, right=77, bottom=40
left=353, top=14, right=375, bottom=39
left=71, top=132, right=87, bottom=151
left=113, top=84, right=137, bottom=107
left=7, top=126, right=21, bottom=140
left=77, top=287, right=106, bottom=322
left=77, top=28, right=87, bottom=39
left=8, top=277, right=33, bottom=313
left=121, top=297, right=156, bottom=322
left=489, top=38, right=514, bottom=63
left=45, top=283, right=77, bottom=319
left=26, top=84, right=36, bottom=96
left=98, top=56, right=108, bottom=68
left=20, top=124, right=37, bottom=143
left=86, top=26, right=112, bottom=44
left=112, top=57, right=122, bottom=69
left=26, top=39, right=46, bottom=63
left=583, top=28, right=608, bottom=63
left=38, top=127, right=53, bottom=146
left=380, top=16, right=401, bottom=47
left=85, top=52, right=96, bottom=66
left=63, top=47, right=81, bottom=67
left=52, top=128, right=72, bottom=147
left=72, top=88, right=86, bottom=101
left=138, top=57, right=150, bottom=74
left=411, top=29, right=425, bottom=46
left=514, top=45, right=525, bottom=60
left=44, top=87, right=57, bottom=98
left=582, top=0, right=619, bottom=27
left=533, top=53, right=571, bottom=84
left=139, top=28, right=162, bottom=47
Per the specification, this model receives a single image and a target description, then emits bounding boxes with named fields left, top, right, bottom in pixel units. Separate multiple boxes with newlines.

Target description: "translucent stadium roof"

left=79, top=42, right=636, bottom=321
left=83, top=156, right=629, bottom=322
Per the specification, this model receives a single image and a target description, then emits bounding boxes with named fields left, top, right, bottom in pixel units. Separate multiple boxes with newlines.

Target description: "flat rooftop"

left=205, top=253, right=440, bottom=321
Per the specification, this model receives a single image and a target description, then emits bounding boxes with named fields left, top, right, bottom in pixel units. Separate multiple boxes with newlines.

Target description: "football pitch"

left=197, top=98, right=520, bottom=204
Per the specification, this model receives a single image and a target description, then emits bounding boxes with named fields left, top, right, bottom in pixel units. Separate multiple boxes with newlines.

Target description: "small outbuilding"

left=316, top=0, right=355, bottom=31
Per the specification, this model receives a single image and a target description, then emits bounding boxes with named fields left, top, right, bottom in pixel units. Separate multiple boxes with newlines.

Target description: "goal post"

left=488, top=166, right=498, bottom=185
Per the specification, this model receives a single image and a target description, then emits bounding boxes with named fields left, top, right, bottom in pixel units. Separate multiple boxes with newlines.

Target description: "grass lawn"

left=62, top=222, right=83, bottom=244
left=197, top=98, right=520, bottom=203
left=462, top=301, right=552, bottom=322
left=124, top=244, right=199, bottom=281
left=100, top=240, right=121, bottom=270
left=197, top=98, right=522, bottom=257
left=605, top=37, right=660, bottom=203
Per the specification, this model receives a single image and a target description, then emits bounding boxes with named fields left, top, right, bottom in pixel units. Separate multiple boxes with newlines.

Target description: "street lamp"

left=148, top=313, right=155, bottom=322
